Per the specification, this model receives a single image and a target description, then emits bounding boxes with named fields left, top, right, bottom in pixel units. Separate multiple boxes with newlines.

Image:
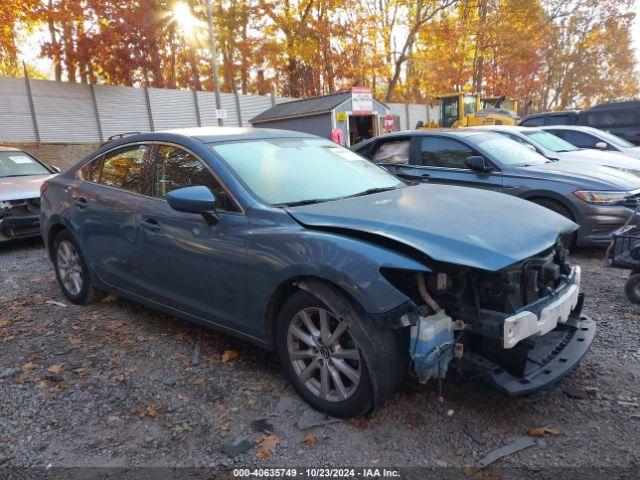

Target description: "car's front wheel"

left=53, top=230, right=103, bottom=305
left=276, top=289, right=404, bottom=417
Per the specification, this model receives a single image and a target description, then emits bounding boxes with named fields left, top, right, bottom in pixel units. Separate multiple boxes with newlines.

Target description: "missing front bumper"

left=0, top=214, right=40, bottom=241
left=462, top=309, right=595, bottom=395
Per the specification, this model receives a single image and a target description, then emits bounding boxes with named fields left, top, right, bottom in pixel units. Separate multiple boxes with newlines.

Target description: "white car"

left=470, top=125, right=640, bottom=171
left=0, top=146, right=59, bottom=243
left=539, top=125, right=640, bottom=160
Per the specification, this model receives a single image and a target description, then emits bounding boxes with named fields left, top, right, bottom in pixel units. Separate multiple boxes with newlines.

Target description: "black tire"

left=275, top=289, right=404, bottom=418
left=532, top=198, right=576, bottom=248
left=625, top=273, right=640, bottom=304
left=53, top=230, right=105, bottom=305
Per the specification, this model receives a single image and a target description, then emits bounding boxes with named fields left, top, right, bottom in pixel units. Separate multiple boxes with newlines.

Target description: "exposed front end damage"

left=0, top=198, right=42, bottom=242
left=382, top=244, right=594, bottom=395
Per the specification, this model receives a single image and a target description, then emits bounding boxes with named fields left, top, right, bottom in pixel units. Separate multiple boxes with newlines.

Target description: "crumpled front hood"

left=0, top=174, right=55, bottom=202
left=286, top=184, right=577, bottom=271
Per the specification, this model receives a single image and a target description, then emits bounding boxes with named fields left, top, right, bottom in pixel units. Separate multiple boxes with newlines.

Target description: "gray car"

left=40, top=128, right=592, bottom=417
left=539, top=125, right=640, bottom=160
left=353, top=129, right=640, bottom=247
left=0, top=146, right=58, bottom=243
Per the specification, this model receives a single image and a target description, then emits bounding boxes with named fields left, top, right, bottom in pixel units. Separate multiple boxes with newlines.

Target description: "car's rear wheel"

left=276, top=289, right=404, bottom=418
left=53, top=230, right=104, bottom=305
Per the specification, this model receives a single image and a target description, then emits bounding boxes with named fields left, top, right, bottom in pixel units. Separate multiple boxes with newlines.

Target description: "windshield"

left=0, top=151, right=50, bottom=178
left=589, top=128, right=635, bottom=148
left=470, top=133, right=548, bottom=166
left=522, top=131, right=579, bottom=152
left=211, top=138, right=404, bottom=206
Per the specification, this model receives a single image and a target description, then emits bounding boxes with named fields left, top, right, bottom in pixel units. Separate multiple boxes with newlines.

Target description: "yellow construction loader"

left=421, top=93, right=520, bottom=128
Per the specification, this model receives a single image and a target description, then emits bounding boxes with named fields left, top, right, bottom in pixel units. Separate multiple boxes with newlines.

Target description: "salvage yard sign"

left=351, top=87, right=373, bottom=114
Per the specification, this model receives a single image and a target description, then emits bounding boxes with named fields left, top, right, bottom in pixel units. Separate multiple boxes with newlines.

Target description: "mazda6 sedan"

left=40, top=127, right=594, bottom=417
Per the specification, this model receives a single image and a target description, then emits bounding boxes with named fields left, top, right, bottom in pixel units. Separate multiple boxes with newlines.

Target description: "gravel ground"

left=1, top=240, right=639, bottom=474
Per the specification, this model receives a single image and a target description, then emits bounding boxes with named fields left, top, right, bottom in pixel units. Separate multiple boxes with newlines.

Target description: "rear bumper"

left=462, top=306, right=595, bottom=395
left=0, top=214, right=41, bottom=242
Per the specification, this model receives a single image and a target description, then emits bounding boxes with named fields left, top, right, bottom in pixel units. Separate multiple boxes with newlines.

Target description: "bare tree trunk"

left=47, top=0, right=62, bottom=81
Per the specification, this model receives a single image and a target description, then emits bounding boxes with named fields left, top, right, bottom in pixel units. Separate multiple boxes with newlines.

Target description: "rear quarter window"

left=97, top=145, right=148, bottom=193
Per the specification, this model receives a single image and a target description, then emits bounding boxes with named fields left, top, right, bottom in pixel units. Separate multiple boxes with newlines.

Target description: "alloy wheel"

left=287, top=307, right=361, bottom=402
left=56, top=240, right=84, bottom=296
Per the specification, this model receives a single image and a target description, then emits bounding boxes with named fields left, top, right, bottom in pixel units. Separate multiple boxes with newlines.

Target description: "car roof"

left=523, top=110, right=579, bottom=118
left=375, top=128, right=490, bottom=139
left=465, top=125, right=534, bottom=133
left=101, top=127, right=317, bottom=149
left=538, top=125, right=601, bottom=133
left=160, top=127, right=316, bottom=143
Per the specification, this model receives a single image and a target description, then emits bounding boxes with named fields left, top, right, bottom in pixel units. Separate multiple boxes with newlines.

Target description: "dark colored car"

left=0, top=146, right=59, bottom=243
left=41, top=127, right=592, bottom=417
left=353, top=129, right=640, bottom=247
left=520, top=100, right=640, bottom=145
left=520, top=110, right=579, bottom=127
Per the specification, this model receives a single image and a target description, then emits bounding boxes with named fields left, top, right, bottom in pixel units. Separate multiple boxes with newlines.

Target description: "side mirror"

left=595, top=141, right=608, bottom=150
left=465, top=156, right=490, bottom=173
left=167, top=186, right=220, bottom=224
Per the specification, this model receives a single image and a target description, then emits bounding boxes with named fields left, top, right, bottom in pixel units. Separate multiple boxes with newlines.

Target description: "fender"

left=245, top=226, right=430, bottom=339
left=519, top=189, right=579, bottom=220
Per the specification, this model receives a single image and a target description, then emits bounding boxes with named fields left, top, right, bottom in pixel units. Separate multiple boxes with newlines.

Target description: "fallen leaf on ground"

left=178, top=394, right=189, bottom=401
left=219, top=424, right=230, bottom=432
left=585, top=386, right=600, bottom=397
left=408, top=413, right=423, bottom=428
left=21, top=362, right=37, bottom=372
left=106, top=321, right=126, bottom=331
left=256, top=435, right=279, bottom=461
left=73, top=367, right=89, bottom=375
left=193, top=378, right=205, bottom=385
left=131, top=405, right=158, bottom=419
left=47, top=364, right=63, bottom=375
left=304, top=432, right=319, bottom=446
left=495, top=427, right=508, bottom=435
left=529, top=426, right=560, bottom=437
left=107, top=414, right=120, bottom=422
left=221, top=350, right=238, bottom=363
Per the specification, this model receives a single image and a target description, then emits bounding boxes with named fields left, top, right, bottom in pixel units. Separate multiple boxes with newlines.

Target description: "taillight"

left=40, top=182, right=48, bottom=197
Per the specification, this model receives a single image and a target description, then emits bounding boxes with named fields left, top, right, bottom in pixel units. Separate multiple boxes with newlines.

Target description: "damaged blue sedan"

left=40, top=128, right=594, bottom=417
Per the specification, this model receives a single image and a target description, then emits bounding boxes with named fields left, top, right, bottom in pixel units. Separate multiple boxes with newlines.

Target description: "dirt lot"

left=1, top=240, right=640, bottom=475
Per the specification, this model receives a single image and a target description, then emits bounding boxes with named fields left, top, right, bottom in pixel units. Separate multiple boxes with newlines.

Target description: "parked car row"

left=3, top=119, right=635, bottom=416
left=35, top=126, right=598, bottom=418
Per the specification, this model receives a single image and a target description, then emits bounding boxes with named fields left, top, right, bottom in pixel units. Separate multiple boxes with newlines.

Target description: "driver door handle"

left=139, top=217, right=161, bottom=232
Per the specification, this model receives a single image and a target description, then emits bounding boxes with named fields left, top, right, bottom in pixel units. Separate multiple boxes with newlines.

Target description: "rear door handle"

left=139, top=218, right=160, bottom=232
left=74, top=197, right=88, bottom=209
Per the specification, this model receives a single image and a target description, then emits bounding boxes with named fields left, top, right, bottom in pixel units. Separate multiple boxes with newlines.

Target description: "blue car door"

left=387, top=136, right=503, bottom=191
left=133, top=144, right=250, bottom=331
left=70, top=144, right=149, bottom=294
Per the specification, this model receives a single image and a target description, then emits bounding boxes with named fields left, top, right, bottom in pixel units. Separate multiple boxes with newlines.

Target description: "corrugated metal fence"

left=0, top=76, right=435, bottom=143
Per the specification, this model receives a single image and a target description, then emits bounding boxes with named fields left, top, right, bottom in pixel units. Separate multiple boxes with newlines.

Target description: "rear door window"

left=78, top=156, right=103, bottom=182
left=418, top=137, right=476, bottom=169
left=549, top=115, right=569, bottom=125
left=153, top=145, right=239, bottom=212
left=551, top=130, right=599, bottom=149
left=521, top=116, right=545, bottom=127
left=98, top=145, right=148, bottom=193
